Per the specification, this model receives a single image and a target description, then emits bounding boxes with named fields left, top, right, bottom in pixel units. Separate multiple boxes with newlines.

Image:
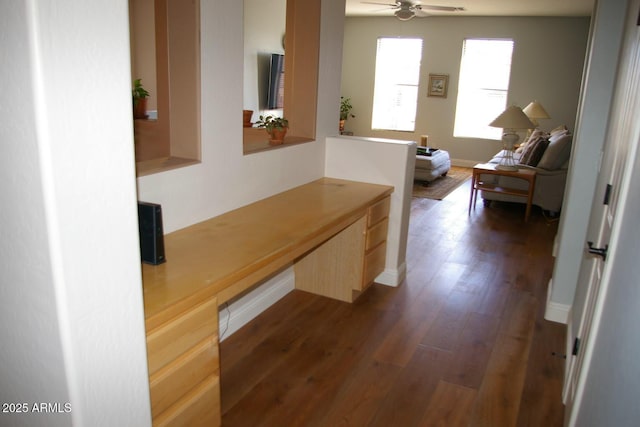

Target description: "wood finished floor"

left=220, top=178, right=566, bottom=426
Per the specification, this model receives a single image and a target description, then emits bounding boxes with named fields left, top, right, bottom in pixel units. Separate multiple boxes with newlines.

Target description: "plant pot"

left=134, top=97, right=148, bottom=119
left=243, top=110, right=253, bottom=127
left=268, top=128, right=288, bottom=145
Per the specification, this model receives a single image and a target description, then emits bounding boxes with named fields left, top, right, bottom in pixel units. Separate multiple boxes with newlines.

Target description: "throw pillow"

left=519, top=137, right=549, bottom=167
left=550, top=124, right=569, bottom=136
left=516, top=128, right=546, bottom=153
left=538, top=133, right=573, bottom=170
left=518, top=134, right=543, bottom=159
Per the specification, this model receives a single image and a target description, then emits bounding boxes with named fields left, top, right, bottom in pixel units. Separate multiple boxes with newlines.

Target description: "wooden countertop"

left=142, top=177, right=393, bottom=330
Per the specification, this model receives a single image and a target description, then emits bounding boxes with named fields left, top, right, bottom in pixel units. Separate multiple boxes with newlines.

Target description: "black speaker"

left=138, top=201, right=166, bottom=265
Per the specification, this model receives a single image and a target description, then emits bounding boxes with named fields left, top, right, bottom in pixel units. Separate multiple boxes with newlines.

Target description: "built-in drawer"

left=153, top=374, right=221, bottom=427
left=365, top=218, right=388, bottom=252
left=367, top=196, right=390, bottom=227
left=361, top=241, right=387, bottom=289
left=146, top=297, right=218, bottom=375
left=149, top=336, right=219, bottom=418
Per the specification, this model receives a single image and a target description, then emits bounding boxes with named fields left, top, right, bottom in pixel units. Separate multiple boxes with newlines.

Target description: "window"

left=371, top=37, right=423, bottom=132
left=454, top=39, right=514, bottom=140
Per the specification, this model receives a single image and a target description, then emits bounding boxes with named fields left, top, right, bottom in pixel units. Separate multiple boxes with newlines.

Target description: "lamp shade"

left=523, top=100, right=550, bottom=120
left=489, top=105, right=536, bottom=130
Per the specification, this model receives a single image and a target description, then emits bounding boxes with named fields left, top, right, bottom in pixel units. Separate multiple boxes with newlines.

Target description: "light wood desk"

left=142, top=178, right=393, bottom=426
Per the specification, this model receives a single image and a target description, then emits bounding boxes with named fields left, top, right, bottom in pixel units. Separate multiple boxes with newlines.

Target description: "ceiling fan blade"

left=361, top=1, right=400, bottom=7
left=415, top=5, right=465, bottom=12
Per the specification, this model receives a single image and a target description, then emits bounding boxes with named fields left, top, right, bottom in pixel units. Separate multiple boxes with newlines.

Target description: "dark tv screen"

left=267, top=53, right=284, bottom=109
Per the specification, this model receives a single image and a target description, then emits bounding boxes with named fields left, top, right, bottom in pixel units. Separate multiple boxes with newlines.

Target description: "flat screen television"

left=267, top=53, right=285, bottom=110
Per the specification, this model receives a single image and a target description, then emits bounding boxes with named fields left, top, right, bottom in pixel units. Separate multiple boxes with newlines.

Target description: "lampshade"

left=523, top=100, right=550, bottom=129
left=395, top=9, right=415, bottom=20
left=489, top=105, right=535, bottom=130
left=523, top=100, right=550, bottom=120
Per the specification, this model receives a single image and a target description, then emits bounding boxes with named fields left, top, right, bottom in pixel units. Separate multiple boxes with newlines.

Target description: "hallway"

left=221, top=181, right=566, bottom=426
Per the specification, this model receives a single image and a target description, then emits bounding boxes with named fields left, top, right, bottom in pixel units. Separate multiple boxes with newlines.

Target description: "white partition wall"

left=325, top=136, right=416, bottom=287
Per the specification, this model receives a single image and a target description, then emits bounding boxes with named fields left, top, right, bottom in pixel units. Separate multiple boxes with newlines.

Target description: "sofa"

left=481, top=126, right=573, bottom=214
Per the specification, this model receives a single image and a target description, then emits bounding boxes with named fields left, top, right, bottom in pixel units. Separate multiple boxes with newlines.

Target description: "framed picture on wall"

left=427, top=74, right=449, bottom=98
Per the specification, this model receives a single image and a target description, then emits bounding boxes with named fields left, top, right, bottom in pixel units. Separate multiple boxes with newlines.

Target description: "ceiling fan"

left=362, top=1, right=465, bottom=21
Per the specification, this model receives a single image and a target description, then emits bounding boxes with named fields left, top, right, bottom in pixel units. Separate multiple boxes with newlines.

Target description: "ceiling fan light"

left=395, top=9, right=414, bottom=20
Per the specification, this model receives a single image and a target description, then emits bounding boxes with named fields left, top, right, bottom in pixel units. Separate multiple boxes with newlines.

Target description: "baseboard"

left=218, top=268, right=295, bottom=341
left=218, top=262, right=407, bottom=339
left=544, top=279, right=570, bottom=324
left=375, top=262, right=406, bottom=287
left=545, top=301, right=570, bottom=324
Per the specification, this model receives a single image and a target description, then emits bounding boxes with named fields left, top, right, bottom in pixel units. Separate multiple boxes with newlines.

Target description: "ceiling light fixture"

left=395, top=8, right=415, bottom=20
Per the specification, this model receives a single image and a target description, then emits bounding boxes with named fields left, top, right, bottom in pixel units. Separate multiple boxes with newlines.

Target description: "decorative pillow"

left=516, top=129, right=547, bottom=153
left=519, top=137, right=549, bottom=167
left=517, top=133, right=543, bottom=157
left=550, top=124, right=569, bottom=137
left=549, top=125, right=569, bottom=134
left=538, top=133, right=573, bottom=170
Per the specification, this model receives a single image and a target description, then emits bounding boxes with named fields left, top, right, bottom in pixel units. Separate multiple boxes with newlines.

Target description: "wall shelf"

left=136, top=156, right=200, bottom=177
left=131, top=0, right=201, bottom=176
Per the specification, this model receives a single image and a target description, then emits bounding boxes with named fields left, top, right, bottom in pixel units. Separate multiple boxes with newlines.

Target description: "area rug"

left=413, top=166, right=472, bottom=200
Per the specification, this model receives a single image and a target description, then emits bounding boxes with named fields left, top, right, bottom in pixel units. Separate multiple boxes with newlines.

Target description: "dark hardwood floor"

left=220, top=177, right=566, bottom=426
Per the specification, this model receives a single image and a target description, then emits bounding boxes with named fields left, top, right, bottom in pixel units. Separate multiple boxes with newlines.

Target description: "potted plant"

left=339, top=96, right=355, bottom=132
left=132, top=78, right=150, bottom=119
left=255, top=114, right=289, bottom=145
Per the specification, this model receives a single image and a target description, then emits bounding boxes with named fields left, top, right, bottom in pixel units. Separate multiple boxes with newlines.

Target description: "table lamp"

left=489, top=105, right=535, bottom=171
left=523, top=100, right=550, bottom=127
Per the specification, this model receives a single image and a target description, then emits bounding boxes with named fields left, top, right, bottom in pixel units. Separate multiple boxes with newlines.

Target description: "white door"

left=563, top=2, right=640, bottom=422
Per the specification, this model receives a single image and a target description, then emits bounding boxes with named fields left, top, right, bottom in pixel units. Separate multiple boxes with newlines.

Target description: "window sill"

left=136, top=156, right=200, bottom=177
left=243, top=128, right=314, bottom=155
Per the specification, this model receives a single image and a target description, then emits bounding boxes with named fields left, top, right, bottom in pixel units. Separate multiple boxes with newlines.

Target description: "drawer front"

left=362, top=242, right=387, bottom=289
left=153, top=375, right=221, bottom=427
left=365, top=218, right=388, bottom=252
left=367, top=196, right=390, bottom=227
left=150, top=337, right=219, bottom=418
left=146, top=297, right=218, bottom=375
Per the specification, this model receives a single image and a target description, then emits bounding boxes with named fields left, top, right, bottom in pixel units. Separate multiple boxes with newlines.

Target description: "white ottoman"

left=415, top=149, right=451, bottom=182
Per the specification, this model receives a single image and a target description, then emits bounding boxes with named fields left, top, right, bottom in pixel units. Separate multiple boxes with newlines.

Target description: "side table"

left=468, top=163, right=537, bottom=221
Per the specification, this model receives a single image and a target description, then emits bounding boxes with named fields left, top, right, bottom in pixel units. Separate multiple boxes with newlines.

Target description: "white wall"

left=325, top=136, right=416, bottom=286
left=545, top=0, right=628, bottom=323
left=1, top=3, right=71, bottom=426
left=341, top=16, right=590, bottom=165
left=1, top=1, right=151, bottom=426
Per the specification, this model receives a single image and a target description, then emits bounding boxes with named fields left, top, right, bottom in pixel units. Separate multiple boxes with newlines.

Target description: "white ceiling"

left=346, top=0, right=594, bottom=17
